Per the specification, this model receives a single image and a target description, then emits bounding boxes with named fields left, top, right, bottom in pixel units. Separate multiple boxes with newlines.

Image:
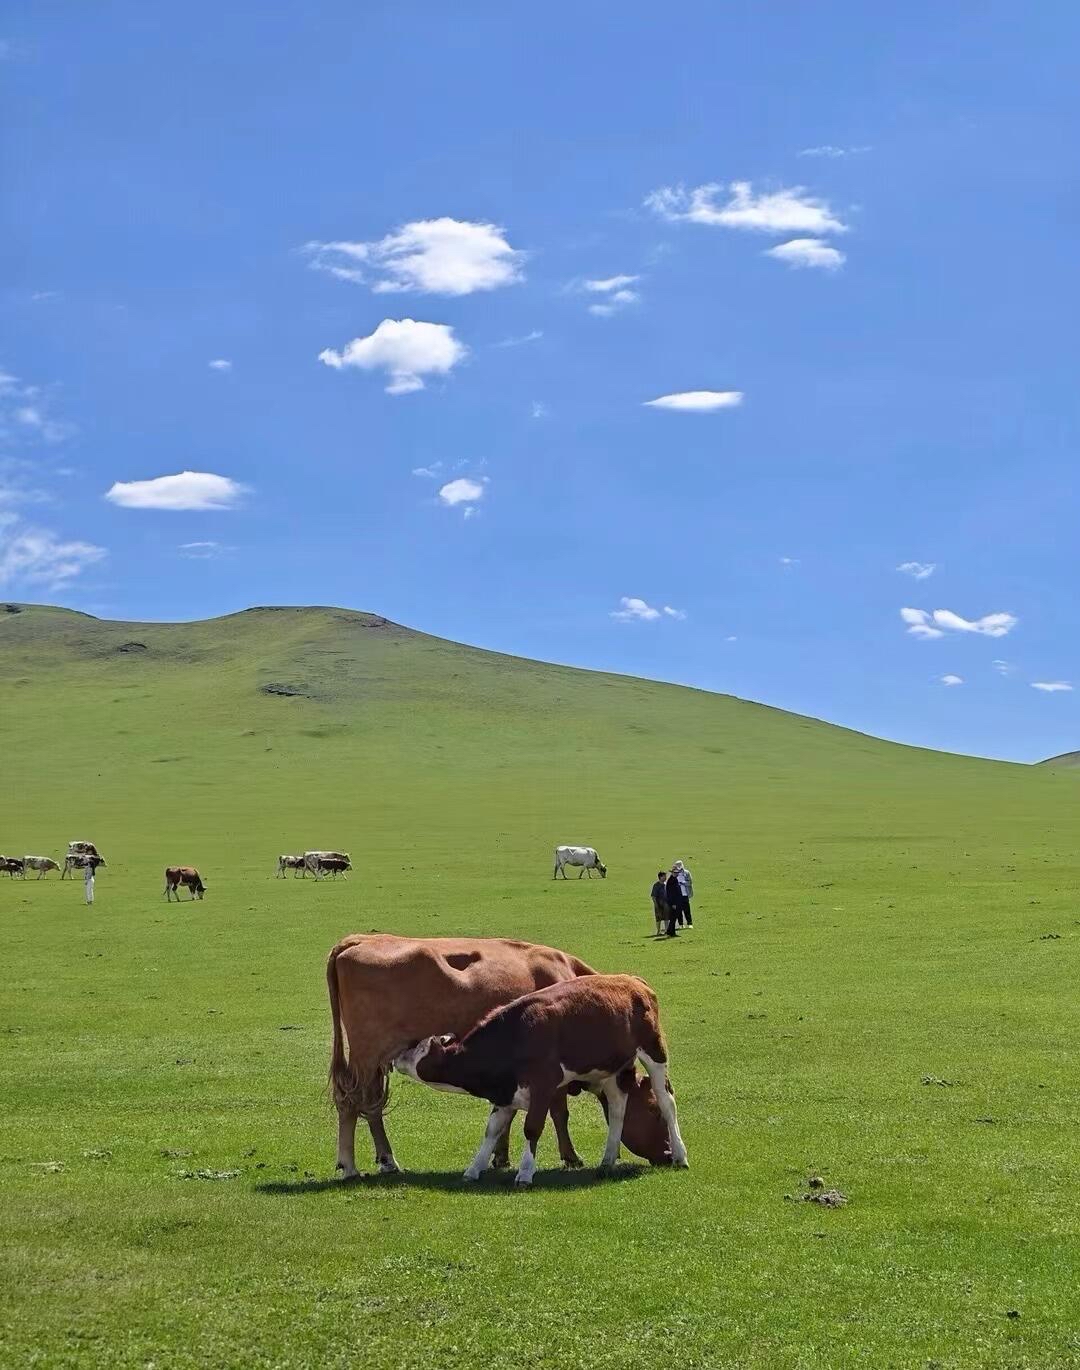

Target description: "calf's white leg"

left=464, top=1105, right=516, bottom=1181
left=637, top=1051, right=689, bottom=1168
left=598, top=1076, right=628, bottom=1171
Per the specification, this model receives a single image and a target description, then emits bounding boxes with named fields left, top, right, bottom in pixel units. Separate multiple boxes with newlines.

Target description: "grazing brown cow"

left=164, top=866, right=207, bottom=900
left=0, top=856, right=25, bottom=878
left=394, top=974, right=688, bottom=1186
left=327, top=934, right=673, bottom=1178
left=61, top=853, right=106, bottom=879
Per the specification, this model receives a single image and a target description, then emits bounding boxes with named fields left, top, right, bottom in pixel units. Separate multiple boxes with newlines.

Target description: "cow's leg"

left=335, top=1109, right=360, bottom=1178
left=367, top=1110, right=401, bottom=1174
left=517, top=1087, right=557, bottom=1186
left=549, top=1090, right=584, bottom=1168
left=491, top=1111, right=515, bottom=1169
left=637, top=1051, right=689, bottom=1168
left=598, top=1072, right=630, bottom=1171
left=464, top=1105, right=516, bottom=1181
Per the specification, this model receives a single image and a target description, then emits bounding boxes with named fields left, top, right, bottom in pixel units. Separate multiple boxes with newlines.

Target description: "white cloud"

left=901, top=608, right=945, bottom=640
left=941, top=675, right=964, bottom=686
left=0, top=512, right=106, bottom=590
left=584, top=274, right=640, bottom=293
left=798, top=145, right=871, bottom=159
left=0, top=372, right=72, bottom=442
left=306, top=218, right=524, bottom=296
left=992, top=659, right=1013, bottom=676
left=1031, top=681, right=1072, bottom=693
left=494, top=330, right=543, bottom=348
left=645, top=181, right=847, bottom=235
left=779, top=556, right=800, bottom=568
left=611, top=597, right=685, bottom=624
left=319, top=318, right=467, bottom=394
left=208, top=359, right=232, bottom=372
left=931, top=609, right=1017, bottom=638
left=179, top=541, right=231, bottom=560
left=898, top=561, right=936, bottom=581
left=725, top=635, right=738, bottom=642
left=106, top=471, right=247, bottom=511
left=901, top=607, right=1017, bottom=640
left=589, top=289, right=640, bottom=317
left=765, top=238, right=845, bottom=271
left=644, top=390, right=743, bottom=412
left=412, top=464, right=443, bottom=479
left=438, top=478, right=485, bottom=508
left=531, top=401, right=548, bottom=420
left=611, top=597, right=660, bottom=622
left=575, top=274, right=641, bottom=317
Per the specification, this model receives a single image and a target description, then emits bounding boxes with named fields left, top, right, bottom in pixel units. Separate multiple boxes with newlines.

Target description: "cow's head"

left=603, top=1072, right=673, bottom=1165
left=597, top=860, right=608, bottom=878
left=194, top=877, right=207, bottom=898
left=393, top=1035, right=464, bottom=1092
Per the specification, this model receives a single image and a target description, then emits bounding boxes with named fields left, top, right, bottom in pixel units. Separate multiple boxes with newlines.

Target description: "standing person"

left=664, top=869, right=683, bottom=937
left=650, top=871, right=669, bottom=936
left=83, top=858, right=95, bottom=906
left=673, top=860, right=694, bottom=927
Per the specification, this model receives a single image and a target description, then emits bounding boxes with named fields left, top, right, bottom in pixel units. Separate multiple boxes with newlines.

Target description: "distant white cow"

left=276, top=854, right=308, bottom=878
left=23, top=856, right=61, bottom=879
left=553, top=845, right=608, bottom=880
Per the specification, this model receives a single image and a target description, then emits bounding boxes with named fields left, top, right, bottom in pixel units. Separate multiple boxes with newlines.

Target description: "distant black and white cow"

left=393, top=974, right=688, bottom=1186
left=61, top=853, right=106, bottom=879
left=68, top=840, right=102, bottom=859
left=0, top=856, right=25, bottom=879
left=23, top=856, right=60, bottom=879
left=305, top=851, right=352, bottom=880
left=276, top=854, right=308, bottom=878
left=553, top=845, right=607, bottom=880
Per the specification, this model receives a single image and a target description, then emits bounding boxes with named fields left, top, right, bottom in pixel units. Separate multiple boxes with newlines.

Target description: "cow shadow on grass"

left=256, top=1165, right=648, bottom=1198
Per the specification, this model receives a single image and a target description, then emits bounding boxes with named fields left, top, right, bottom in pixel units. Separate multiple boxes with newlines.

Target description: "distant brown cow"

left=326, top=934, right=673, bottom=1178
left=395, top=974, right=688, bottom=1185
left=164, top=866, right=206, bottom=900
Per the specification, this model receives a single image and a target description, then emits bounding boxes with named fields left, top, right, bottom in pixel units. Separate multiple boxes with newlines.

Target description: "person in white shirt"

left=672, top=860, right=693, bottom=927
left=84, top=859, right=95, bottom=906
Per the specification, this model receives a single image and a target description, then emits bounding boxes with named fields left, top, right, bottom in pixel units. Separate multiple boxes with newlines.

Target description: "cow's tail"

left=326, top=943, right=390, bottom=1120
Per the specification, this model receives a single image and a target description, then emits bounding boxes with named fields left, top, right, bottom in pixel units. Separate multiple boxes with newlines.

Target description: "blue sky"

left=3, top=3, right=1078, bottom=762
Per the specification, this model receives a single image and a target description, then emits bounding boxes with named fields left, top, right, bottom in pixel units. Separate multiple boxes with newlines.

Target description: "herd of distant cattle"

left=0, top=843, right=353, bottom=891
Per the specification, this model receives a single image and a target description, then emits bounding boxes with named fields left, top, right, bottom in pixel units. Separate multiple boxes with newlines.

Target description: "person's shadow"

left=255, top=1164, right=648, bottom=1197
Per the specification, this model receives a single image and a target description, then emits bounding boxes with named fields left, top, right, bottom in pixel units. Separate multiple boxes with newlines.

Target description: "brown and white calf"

left=163, top=866, right=207, bottom=900
left=394, top=973, right=688, bottom=1186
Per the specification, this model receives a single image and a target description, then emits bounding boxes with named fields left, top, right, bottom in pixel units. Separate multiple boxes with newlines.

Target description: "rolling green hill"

left=3, top=603, right=1079, bottom=1369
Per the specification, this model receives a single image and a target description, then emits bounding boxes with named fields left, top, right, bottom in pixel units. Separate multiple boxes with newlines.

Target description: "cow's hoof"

left=596, top=1161, right=619, bottom=1176
left=462, top=1168, right=483, bottom=1182
left=377, top=1160, right=402, bottom=1175
left=491, top=1154, right=511, bottom=1170
left=561, top=1155, right=585, bottom=1170
left=673, top=1155, right=690, bottom=1170
left=337, top=1167, right=360, bottom=1181
left=512, top=1175, right=533, bottom=1187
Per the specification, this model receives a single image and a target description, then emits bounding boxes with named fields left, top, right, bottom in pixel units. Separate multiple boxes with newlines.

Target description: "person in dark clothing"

left=664, top=869, right=684, bottom=936
left=651, top=871, right=669, bottom=936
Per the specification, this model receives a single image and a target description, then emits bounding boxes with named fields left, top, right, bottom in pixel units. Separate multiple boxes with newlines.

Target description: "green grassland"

left=2, top=602, right=1079, bottom=1369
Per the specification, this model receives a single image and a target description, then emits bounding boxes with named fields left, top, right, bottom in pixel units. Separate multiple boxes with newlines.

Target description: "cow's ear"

left=436, top=1033, right=456, bottom=1047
